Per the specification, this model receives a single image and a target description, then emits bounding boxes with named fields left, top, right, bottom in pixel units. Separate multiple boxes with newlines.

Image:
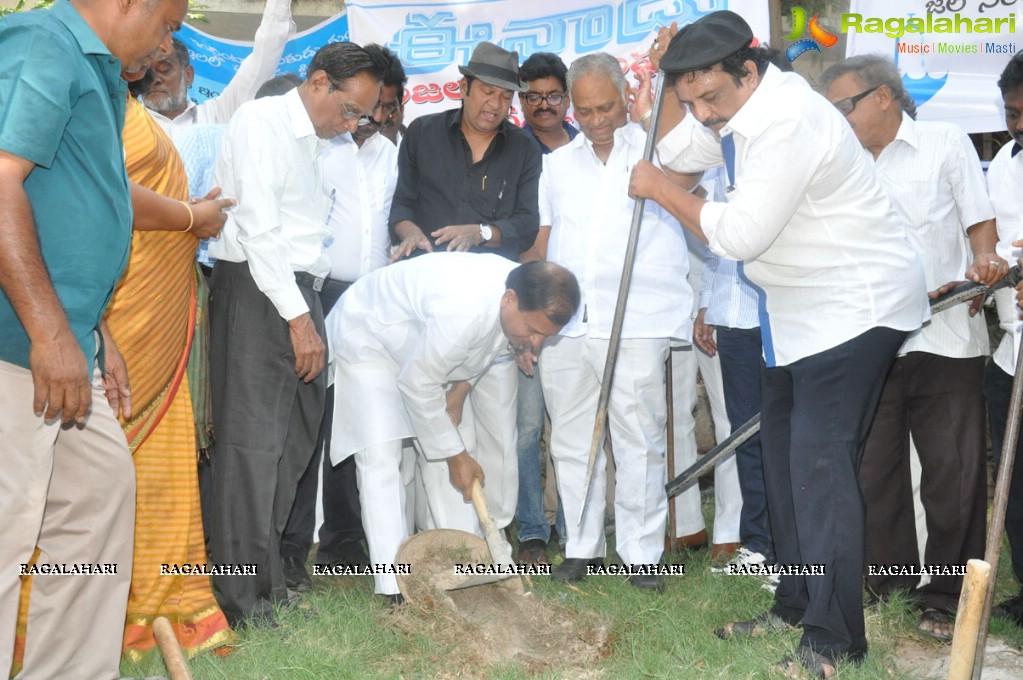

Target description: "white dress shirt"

left=990, top=142, right=1023, bottom=375
left=326, top=253, right=517, bottom=463
left=657, top=64, right=928, bottom=367
left=873, top=113, right=994, bottom=359
left=148, top=0, right=294, bottom=142
left=322, top=132, right=397, bottom=282
left=541, top=123, right=692, bottom=341
left=209, top=89, right=330, bottom=321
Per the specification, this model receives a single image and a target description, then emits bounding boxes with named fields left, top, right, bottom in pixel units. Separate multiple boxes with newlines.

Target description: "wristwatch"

left=479, top=223, right=493, bottom=244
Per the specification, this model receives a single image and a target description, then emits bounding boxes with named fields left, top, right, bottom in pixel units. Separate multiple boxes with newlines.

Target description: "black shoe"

left=383, top=593, right=405, bottom=607
left=628, top=574, right=665, bottom=593
left=551, top=557, right=603, bottom=583
left=993, top=593, right=1023, bottom=626
left=283, top=555, right=311, bottom=592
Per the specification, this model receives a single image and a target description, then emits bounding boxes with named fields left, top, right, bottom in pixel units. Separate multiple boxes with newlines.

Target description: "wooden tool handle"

left=949, top=559, right=991, bottom=680
left=470, top=478, right=510, bottom=564
left=152, top=616, right=194, bottom=680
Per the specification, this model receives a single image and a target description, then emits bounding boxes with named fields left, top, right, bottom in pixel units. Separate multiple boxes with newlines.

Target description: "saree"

left=111, top=97, right=234, bottom=660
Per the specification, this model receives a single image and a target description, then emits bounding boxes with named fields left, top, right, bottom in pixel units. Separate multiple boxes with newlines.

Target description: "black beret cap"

left=660, top=10, right=754, bottom=73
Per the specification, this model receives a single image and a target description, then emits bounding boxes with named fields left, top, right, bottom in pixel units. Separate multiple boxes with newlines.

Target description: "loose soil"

left=390, top=530, right=610, bottom=677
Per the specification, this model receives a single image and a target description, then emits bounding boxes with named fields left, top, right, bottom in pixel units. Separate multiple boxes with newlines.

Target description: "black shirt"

left=389, top=107, right=542, bottom=260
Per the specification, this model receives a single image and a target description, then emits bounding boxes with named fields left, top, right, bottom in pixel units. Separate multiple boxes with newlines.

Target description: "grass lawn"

left=120, top=495, right=1023, bottom=679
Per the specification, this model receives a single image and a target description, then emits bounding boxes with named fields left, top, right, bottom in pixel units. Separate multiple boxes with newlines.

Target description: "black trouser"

left=281, top=278, right=366, bottom=563
left=984, top=361, right=1023, bottom=589
left=763, top=327, right=906, bottom=660
left=717, top=326, right=773, bottom=561
left=860, top=353, right=986, bottom=611
left=208, top=261, right=326, bottom=625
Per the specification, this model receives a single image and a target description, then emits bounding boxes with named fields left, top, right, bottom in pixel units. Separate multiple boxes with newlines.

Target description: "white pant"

left=670, top=345, right=743, bottom=543
left=358, top=360, right=518, bottom=594
left=541, top=335, right=669, bottom=566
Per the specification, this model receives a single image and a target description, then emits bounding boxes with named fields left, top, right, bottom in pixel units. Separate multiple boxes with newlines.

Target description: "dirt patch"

left=390, top=530, right=611, bottom=677
left=894, top=636, right=1023, bottom=679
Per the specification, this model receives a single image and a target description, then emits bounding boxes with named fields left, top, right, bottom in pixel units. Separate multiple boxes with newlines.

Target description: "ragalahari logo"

left=785, top=7, right=839, bottom=62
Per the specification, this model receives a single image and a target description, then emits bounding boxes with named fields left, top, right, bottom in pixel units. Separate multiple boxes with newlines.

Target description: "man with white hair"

left=539, top=52, right=691, bottom=593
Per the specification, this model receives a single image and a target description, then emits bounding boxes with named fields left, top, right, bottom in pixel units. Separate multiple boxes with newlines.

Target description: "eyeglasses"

left=833, top=85, right=879, bottom=116
left=523, top=92, right=565, bottom=106
left=338, top=98, right=365, bottom=121
left=328, top=81, right=366, bottom=121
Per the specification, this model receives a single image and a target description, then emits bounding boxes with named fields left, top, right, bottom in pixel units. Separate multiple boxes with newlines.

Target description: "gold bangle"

left=640, top=109, right=653, bottom=130
left=179, top=200, right=194, bottom=232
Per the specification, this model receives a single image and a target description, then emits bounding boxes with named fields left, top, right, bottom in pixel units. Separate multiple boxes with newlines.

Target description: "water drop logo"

left=785, top=6, right=839, bottom=62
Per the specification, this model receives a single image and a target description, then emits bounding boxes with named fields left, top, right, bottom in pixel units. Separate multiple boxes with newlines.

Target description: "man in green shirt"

left=0, top=0, right=187, bottom=676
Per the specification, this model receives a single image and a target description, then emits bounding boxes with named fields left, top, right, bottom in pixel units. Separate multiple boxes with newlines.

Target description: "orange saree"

left=111, top=97, right=234, bottom=660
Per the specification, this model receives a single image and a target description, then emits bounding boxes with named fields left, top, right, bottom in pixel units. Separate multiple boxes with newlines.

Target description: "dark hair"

left=255, top=73, right=303, bottom=99
left=764, top=46, right=792, bottom=73
left=363, top=44, right=407, bottom=92
left=820, top=54, right=917, bottom=119
left=308, top=42, right=383, bottom=86
left=667, top=44, right=776, bottom=89
left=998, top=49, right=1023, bottom=95
left=519, top=52, right=569, bottom=92
left=506, top=261, right=581, bottom=327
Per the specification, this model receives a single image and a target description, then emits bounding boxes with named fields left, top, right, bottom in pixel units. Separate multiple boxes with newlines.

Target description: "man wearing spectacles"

left=280, top=44, right=407, bottom=594
left=206, top=41, right=382, bottom=627
left=519, top=52, right=579, bottom=155
left=823, top=55, right=1003, bottom=643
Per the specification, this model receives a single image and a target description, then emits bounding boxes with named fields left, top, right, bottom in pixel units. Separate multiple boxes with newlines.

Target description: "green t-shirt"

left=0, top=0, right=132, bottom=369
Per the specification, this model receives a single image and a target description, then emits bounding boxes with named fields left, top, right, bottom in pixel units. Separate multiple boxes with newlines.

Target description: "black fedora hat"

left=661, top=10, right=755, bottom=73
left=458, top=41, right=525, bottom=92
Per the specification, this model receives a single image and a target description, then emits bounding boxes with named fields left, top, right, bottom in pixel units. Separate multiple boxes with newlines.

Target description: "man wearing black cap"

left=629, top=10, right=928, bottom=676
left=389, top=41, right=541, bottom=261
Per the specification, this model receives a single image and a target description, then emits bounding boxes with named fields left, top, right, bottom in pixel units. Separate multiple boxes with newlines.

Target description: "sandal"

left=715, top=611, right=794, bottom=640
left=778, top=645, right=838, bottom=679
left=918, top=607, right=953, bottom=642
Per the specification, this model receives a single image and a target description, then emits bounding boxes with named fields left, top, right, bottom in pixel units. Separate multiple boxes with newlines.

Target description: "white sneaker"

left=710, top=547, right=767, bottom=574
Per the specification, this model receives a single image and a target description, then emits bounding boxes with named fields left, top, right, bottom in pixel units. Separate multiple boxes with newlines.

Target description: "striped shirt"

left=872, top=113, right=993, bottom=359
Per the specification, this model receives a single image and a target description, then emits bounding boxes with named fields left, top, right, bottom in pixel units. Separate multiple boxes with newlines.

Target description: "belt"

left=295, top=271, right=325, bottom=292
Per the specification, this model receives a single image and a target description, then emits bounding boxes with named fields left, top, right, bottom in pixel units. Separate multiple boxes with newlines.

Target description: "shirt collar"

left=892, top=111, right=920, bottom=150
left=722, top=63, right=782, bottom=139
left=52, top=0, right=113, bottom=58
left=285, top=88, right=317, bottom=140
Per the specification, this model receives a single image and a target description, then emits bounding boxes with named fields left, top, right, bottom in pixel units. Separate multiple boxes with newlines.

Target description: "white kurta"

left=326, top=252, right=517, bottom=465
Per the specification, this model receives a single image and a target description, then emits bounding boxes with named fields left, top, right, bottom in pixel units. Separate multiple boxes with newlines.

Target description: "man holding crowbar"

left=628, top=10, right=928, bottom=677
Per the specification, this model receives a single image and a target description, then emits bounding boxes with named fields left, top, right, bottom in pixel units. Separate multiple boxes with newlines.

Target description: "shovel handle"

left=470, top=478, right=514, bottom=565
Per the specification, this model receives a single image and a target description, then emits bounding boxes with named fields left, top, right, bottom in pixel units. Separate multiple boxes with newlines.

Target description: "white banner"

left=348, top=0, right=770, bottom=124
left=846, top=0, right=1020, bottom=133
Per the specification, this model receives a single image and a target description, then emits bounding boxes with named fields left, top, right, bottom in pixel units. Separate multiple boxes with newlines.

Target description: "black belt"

left=295, top=271, right=326, bottom=292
